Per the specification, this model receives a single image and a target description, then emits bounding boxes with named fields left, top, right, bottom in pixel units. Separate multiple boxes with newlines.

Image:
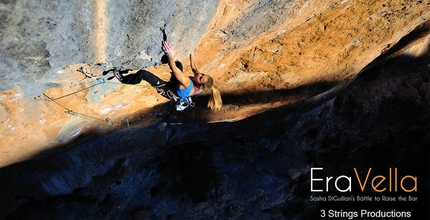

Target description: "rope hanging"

left=42, top=92, right=112, bottom=123
left=35, top=67, right=165, bottom=125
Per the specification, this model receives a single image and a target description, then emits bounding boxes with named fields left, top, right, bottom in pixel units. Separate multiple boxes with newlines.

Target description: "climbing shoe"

left=113, top=69, right=123, bottom=82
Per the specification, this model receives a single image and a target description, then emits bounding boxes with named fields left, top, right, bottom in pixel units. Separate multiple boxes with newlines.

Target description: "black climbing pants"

left=120, top=61, right=183, bottom=90
left=121, top=69, right=166, bottom=86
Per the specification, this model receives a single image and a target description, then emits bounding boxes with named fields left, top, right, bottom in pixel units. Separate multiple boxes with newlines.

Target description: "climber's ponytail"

left=200, top=75, right=222, bottom=111
left=207, top=87, right=222, bottom=111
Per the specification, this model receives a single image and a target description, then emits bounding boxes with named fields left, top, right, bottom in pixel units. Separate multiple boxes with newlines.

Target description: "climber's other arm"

left=162, top=40, right=191, bottom=88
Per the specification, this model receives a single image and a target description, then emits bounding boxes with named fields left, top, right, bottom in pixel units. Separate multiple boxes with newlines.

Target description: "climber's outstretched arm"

left=190, top=52, right=201, bottom=76
left=162, top=40, right=191, bottom=88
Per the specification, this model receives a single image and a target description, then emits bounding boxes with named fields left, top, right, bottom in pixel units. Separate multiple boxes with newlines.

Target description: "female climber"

left=113, top=40, right=222, bottom=111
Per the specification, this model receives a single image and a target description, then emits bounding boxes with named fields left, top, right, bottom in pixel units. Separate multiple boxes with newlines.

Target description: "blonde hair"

left=201, top=75, right=223, bottom=111
left=208, top=87, right=222, bottom=111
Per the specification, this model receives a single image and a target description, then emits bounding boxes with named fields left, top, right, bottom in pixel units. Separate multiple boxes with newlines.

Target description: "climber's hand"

left=162, top=40, right=174, bottom=57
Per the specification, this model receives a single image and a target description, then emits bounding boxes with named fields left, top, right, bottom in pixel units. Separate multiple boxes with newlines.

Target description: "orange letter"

left=354, top=168, right=371, bottom=192
left=400, top=176, right=417, bottom=192
left=372, top=175, right=386, bottom=192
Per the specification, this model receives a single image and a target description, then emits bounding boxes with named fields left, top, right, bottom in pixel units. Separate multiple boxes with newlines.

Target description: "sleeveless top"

left=176, top=81, right=200, bottom=98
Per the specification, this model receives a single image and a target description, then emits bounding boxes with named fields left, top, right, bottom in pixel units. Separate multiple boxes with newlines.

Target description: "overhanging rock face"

left=1, top=0, right=428, bottom=167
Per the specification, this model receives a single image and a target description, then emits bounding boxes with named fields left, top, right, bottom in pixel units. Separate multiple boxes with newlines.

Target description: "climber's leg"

left=115, top=70, right=143, bottom=84
left=137, top=70, right=166, bottom=89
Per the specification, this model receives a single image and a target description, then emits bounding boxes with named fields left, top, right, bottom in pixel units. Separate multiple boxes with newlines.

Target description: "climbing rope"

left=36, top=67, right=166, bottom=125
left=42, top=92, right=112, bottom=123
left=47, top=82, right=102, bottom=101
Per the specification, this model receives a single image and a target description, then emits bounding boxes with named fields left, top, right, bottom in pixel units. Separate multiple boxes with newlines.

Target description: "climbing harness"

left=175, top=96, right=195, bottom=111
left=163, top=90, right=195, bottom=111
